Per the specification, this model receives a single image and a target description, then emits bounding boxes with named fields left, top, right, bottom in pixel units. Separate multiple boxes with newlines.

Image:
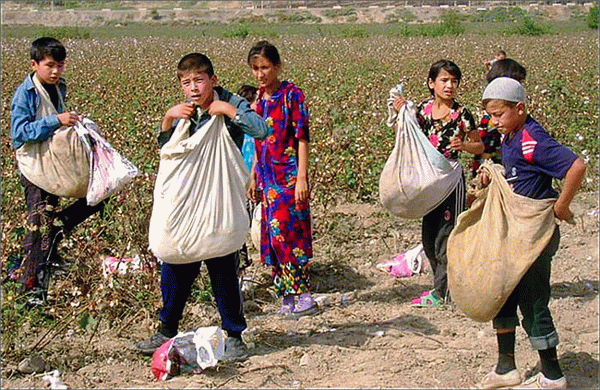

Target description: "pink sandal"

left=377, top=244, right=426, bottom=278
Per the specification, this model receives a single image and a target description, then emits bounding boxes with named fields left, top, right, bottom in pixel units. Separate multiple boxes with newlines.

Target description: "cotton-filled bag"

left=379, top=85, right=463, bottom=218
left=148, top=104, right=250, bottom=263
left=16, top=75, right=89, bottom=198
left=447, top=163, right=557, bottom=322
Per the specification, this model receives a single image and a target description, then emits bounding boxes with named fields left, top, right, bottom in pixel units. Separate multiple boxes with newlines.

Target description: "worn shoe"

left=411, top=290, right=442, bottom=307
left=479, top=369, right=521, bottom=389
left=221, top=336, right=250, bottom=363
left=514, top=373, right=567, bottom=389
left=134, top=331, right=171, bottom=355
left=288, top=293, right=319, bottom=319
left=279, top=295, right=296, bottom=315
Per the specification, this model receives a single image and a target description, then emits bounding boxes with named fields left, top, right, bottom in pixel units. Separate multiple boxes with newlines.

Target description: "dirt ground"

left=2, top=191, right=598, bottom=389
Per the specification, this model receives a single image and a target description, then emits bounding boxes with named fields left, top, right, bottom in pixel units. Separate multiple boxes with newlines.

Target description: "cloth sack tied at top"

left=379, top=84, right=463, bottom=219
left=447, top=162, right=557, bottom=322
left=148, top=95, right=250, bottom=263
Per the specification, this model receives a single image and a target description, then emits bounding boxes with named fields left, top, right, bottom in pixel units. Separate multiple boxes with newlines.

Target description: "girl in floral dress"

left=246, top=41, right=317, bottom=318
left=392, top=59, right=483, bottom=307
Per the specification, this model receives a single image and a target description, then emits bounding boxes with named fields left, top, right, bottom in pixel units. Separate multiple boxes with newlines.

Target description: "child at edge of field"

left=133, top=53, right=269, bottom=361
left=477, top=77, right=586, bottom=389
left=484, top=49, right=507, bottom=72
left=391, top=59, right=484, bottom=307
left=246, top=41, right=318, bottom=319
left=9, top=37, right=106, bottom=305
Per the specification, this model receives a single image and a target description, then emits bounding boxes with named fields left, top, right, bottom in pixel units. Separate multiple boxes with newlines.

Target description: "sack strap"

left=31, top=74, right=66, bottom=120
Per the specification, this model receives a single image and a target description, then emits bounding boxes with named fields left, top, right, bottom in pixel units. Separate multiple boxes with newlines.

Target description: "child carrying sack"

left=447, top=163, right=557, bottom=322
left=148, top=99, right=250, bottom=263
left=16, top=75, right=89, bottom=198
left=379, top=85, right=463, bottom=219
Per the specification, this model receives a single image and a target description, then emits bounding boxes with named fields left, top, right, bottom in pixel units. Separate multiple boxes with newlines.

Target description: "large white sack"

left=447, top=163, right=557, bottom=322
left=379, top=89, right=462, bottom=219
left=16, top=75, right=89, bottom=198
left=148, top=109, right=250, bottom=263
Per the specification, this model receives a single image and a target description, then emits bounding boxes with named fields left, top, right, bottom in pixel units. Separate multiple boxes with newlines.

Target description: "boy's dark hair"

left=427, top=59, right=461, bottom=95
left=486, top=58, right=526, bottom=84
left=237, top=85, right=258, bottom=103
left=30, top=37, right=66, bottom=62
left=497, top=49, right=507, bottom=57
left=177, top=53, right=214, bottom=79
left=247, top=40, right=281, bottom=66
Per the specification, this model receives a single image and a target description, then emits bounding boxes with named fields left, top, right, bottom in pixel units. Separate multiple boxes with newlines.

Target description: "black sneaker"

left=134, top=331, right=171, bottom=355
left=221, top=337, right=250, bottom=363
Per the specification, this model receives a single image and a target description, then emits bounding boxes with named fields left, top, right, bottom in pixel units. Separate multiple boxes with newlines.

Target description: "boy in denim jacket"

left=10, top=37, right=105, bottom=304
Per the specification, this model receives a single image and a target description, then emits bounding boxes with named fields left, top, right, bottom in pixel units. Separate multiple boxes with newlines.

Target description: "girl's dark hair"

left=177, top=53, right=214, bottom=79
left=237, top=84, right=258, bottom=103
left=247, top=40, right=281, bottom=66
left=30, top=37, right=66, bottom=62
left=427, top=59, right=462, bottom=94
left=486, top=58, right=526, bottom=83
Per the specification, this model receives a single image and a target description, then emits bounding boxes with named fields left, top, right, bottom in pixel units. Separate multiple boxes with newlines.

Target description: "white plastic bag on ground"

left=149, top=103, right=250, bottom=263
left=379, top=85, right=463, bottom=219
left=447, top=163, right=557, bottom=322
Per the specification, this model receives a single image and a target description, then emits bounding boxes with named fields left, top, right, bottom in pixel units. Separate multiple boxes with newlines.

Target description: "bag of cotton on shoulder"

left=379, top=84, right=463, bottom=219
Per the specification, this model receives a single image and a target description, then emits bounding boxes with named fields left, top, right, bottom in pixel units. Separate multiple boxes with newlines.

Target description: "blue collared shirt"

left=10, top=73, right=67, bottom=149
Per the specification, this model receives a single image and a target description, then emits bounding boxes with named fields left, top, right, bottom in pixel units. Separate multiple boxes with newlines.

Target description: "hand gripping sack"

left=148, top=108, right=250, bottom=263
left=379, top=91, right=463, bottom=219
left=447, top=163, right=557, bottom=322
left=16, top=75, right=89, bottom=198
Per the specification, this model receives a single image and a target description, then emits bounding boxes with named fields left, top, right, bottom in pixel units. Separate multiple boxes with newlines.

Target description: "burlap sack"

left=16, top=75, right=89, bottom=198
left=379, top=98, right=463, bottom=219
left=447, top=163, right=557, bottom=322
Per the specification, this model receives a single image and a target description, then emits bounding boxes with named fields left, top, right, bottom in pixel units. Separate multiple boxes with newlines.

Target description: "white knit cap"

left=482, top=77, right=526, bottom=104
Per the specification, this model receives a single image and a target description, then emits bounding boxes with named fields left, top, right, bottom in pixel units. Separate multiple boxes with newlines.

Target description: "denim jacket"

left=157, top=86, right=269, bottom=150
left=10, top=73, right=67, bottom=149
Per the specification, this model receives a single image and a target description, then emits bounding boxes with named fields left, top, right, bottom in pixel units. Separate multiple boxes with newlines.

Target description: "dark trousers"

left=158, top=252, right=247, bottom=336
left=18, top=174, right=104, bottom=290
left=493, top=226, right=561, bottom=350
left=421, top=177, right=465, bottom=300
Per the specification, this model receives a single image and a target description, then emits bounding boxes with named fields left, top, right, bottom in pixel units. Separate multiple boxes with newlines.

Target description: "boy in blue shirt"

left=478, top=78, right=586, bottom=389
left=134, top=53, right=269, bottom=362
left=10, top=37, right=105, bottom=304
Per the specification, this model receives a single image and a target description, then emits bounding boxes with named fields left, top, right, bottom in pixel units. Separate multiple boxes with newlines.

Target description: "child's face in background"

left=249, top=55, right=280, bottom=90
left=485, top=100, right=526, bottom=136
left=30, top=56, right=65, bottom=84
left=179, top=70, right=217, bottom=109
left=428, top=69, right=459, bottom=102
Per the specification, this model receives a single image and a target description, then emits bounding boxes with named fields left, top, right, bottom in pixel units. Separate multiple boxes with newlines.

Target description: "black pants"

left=158, top=253, right=247, bottom=336
left=421, top=177, right=465, bottom=300
left=18, top=174, right=104, bottom=290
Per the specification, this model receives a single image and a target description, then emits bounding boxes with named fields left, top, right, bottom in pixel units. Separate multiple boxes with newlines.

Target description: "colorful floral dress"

left=415, top=98, right=476, bottom=162
left=254, top=81, right=313, bottom=297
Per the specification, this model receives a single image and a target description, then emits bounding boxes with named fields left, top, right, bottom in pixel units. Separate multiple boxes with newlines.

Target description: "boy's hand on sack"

left=476, top=167, right=490, bottom=188
left=162, top=103, right=196, bottom=130
left=208, top=101, right=236, bottom=119
left=57, top=111, right=79, bottom=127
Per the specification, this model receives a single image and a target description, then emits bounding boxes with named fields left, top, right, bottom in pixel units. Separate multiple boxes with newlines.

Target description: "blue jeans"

left=493, top=225, right=561, bottom=350
left=159, top=253, right=247, bottom=335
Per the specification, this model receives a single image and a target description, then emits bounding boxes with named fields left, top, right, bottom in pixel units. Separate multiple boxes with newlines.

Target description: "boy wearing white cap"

left=478, top=78, right=586, bottom=389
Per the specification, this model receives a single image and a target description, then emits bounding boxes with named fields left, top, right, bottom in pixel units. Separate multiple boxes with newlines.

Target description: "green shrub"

left=36, top=26, right=90, bottom=39
left=515, top=17, right=550, bottom=36
left=587, top=6, right=598, bottom=29
left=223, top=25, right=249, bottom=38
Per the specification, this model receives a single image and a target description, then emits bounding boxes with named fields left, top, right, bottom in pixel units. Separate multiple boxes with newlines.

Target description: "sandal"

left=411, top=290, right=441, bottom=307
